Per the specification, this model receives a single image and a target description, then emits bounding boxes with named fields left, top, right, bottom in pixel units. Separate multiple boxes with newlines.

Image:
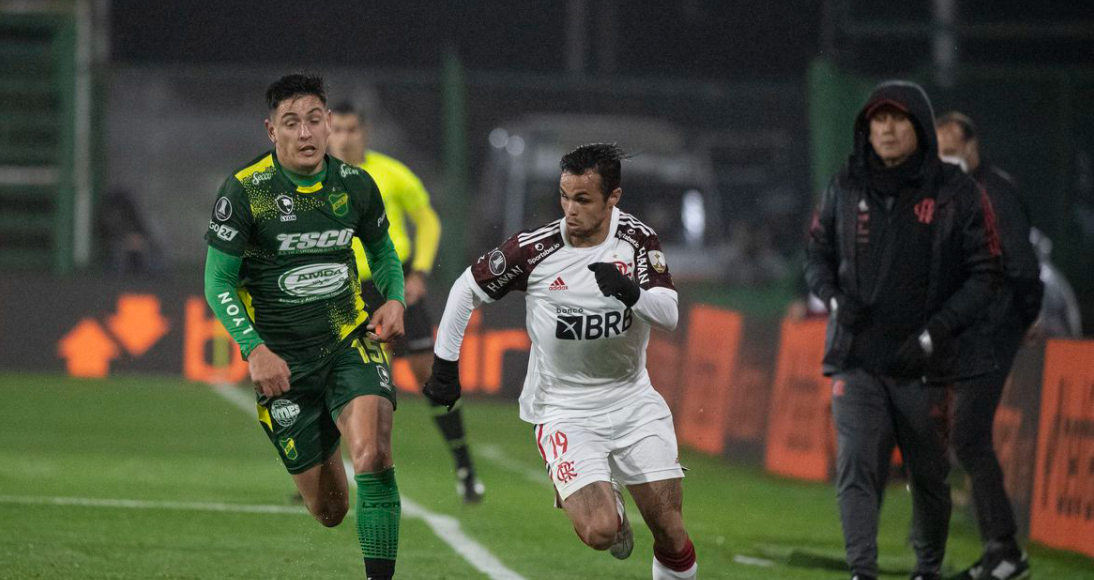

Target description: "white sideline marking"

left=212, top=384, right=528, bottom=580
left=478, top=443, right=549, bottom=485
left=0, top=494, right=307, bottom=515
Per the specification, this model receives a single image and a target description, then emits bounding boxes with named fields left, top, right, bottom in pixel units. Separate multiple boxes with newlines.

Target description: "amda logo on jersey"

left=278, top=263, right=350, bottom=301
left=555, top=309, right=633, bottom=340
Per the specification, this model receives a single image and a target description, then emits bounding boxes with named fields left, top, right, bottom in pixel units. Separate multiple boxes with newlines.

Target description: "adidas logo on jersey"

left=549, top=277, right=568, bottom=291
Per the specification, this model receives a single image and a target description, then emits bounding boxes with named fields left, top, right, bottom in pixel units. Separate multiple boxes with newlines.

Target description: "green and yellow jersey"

left=204, top=150, right=402, bottom=363
left=350, top=150, right=441, bottom=280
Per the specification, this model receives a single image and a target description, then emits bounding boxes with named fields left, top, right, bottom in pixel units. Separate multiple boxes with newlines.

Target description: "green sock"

left=356, top=467, right=400, bottom=578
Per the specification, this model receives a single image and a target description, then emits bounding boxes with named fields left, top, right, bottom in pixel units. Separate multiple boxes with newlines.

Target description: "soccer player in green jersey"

left=328, top=101, right=485, bottom=504
left=203, top=73, right=405, bottom=580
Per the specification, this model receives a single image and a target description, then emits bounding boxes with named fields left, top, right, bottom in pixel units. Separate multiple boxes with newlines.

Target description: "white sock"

left=653, top=559, right=697, bottom=579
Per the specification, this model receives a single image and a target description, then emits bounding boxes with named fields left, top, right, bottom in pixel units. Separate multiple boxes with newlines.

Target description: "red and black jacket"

left=805, top=81, right=1004, bottom=384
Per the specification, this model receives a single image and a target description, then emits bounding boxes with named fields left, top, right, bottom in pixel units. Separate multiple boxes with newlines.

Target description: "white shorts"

left=534, top=390, right=685, bottom=501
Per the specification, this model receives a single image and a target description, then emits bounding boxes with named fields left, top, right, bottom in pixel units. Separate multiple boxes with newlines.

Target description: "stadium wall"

left=0, top=272, right=1091, bottom=558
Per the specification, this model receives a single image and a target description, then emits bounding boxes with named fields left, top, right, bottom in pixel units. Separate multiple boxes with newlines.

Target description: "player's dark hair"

left=559, top=143, right=626, bottom=197
left=330, top=100, right=366, bottom=123
left=936, top=111, right=977, bottom=142
left=266, top=73, right=327, bottom=112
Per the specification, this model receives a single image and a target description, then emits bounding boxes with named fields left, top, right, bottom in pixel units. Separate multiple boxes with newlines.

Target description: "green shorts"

left=255, top=337, right=396, bottom=474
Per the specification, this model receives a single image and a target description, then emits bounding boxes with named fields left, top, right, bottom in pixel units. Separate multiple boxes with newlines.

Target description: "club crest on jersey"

left=279, top=437, right=298, bottom=460
left=488, top=250, right=507, bottom=276
left=214, top=197, right=232, bottom=221
left=329, top=192, right=349, bottom=217
left=270, top=399, right=301, bottom=427
left=649, top=250, right=667, bottom=273
left=276, top=194, right=297, bottom=222
left=555, top=460, right=578, bottom=484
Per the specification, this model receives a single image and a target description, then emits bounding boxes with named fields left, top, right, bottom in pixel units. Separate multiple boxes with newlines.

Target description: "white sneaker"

left=609, top=480, right=633, bottom=560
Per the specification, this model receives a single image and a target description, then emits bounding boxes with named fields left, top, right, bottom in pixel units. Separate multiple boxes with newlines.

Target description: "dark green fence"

left=0, top=10, right=83, bottom=273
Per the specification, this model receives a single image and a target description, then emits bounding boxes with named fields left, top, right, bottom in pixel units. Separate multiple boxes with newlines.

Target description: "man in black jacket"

left=937, top=112, right=1041, bottom=580
left=806, top=81, right=1003, bottom=580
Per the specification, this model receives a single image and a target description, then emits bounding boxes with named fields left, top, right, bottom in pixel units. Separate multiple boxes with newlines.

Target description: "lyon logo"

left=276, top=194, right=295, bottom=215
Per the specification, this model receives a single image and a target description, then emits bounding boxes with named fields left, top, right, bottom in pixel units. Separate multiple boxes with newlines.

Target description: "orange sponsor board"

left=647, top=337, right=682, bottom=409
left=1031, top=340, right=1094, bottom=558
left=57, top=318, right=119, bottom=378
left=993, top=404, right=1032, bottom=507
left=763, top=317, right=832, bottom=482
left=52, top=292, right=532, bottom=397
left=108, top=294, right=170, bottom=356
left=724, top=364, right=770, bottom=443
left=57, top=295, right=171, bottom=378
left=184, top=298, right=249, bottom=384
left=676, top=306, right=743, bottom=455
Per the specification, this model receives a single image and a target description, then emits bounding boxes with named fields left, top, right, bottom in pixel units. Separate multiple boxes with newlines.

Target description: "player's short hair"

left=559, top=143, right=626, bottom=197
left=936, top=111, right=977, bottom=142
left=330, top=100, right=366, bottom=123
left=266, top=73, right=327, bottom=113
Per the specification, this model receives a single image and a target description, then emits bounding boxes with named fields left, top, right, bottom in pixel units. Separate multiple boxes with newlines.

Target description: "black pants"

left=951, top=318, right=1025, bottom=555
left=361, top=280, right=435, bottom=358
left=832, top=369, right=952, bottom=578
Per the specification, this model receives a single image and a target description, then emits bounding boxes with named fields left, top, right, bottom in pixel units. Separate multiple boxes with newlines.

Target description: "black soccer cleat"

left=456, top=467, right=485, bottom=504
left=949, top=551, right=1030, bottom=580
left=982, top=551, right=1030, bottom=580
left=948, top=558, right=985, bottom=580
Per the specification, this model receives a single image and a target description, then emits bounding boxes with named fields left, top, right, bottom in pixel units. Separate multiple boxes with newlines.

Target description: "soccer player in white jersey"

left=424, top=144, right=698, bottom=579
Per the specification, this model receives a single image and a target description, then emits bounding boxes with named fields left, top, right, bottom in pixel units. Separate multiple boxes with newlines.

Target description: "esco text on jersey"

left=277, top=228, right=354, bottom=252
left=555, top=309, right=633, bottom=340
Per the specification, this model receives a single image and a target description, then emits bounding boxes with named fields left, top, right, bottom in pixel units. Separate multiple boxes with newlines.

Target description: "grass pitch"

left=1, top=373, right=1091, bottom=579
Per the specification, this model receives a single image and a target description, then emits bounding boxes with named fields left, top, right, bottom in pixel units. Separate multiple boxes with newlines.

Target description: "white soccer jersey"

left=455, top=207, right=678, bottom=424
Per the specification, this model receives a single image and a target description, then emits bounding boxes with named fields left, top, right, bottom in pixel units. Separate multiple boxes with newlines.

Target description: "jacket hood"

left=848, top=80, right=940, bottom=184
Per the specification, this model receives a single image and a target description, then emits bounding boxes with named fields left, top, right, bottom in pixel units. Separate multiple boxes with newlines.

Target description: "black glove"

left=423, top=355, right=461, bottom=410
left=832, top=292, right=870, bottom=331
left=889, top=318, right=951, bottom=378
left=587, top=263, right=641, bottom=307
left=924, top=317, right=952, bottom=349
left=889, top=333, right=929, bottom=378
